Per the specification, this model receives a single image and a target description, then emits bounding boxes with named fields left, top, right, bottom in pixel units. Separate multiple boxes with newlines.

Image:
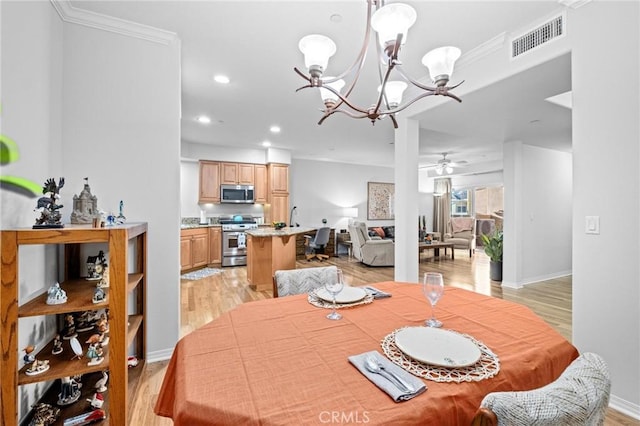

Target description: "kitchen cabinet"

left=199, top=161, right=221, bottom=203
left=221, top=162, right=254, bottom=185
left=264, top=164, right=289, bottom=225
left=254, top=164, right=268, bottom=203
left=209, top=227, right=222, bottom=264
left=180, top=228, right=209, bottom=272
left=268, top=163, right=289, bottom=193
left=0, top=223, right=147, bottom=426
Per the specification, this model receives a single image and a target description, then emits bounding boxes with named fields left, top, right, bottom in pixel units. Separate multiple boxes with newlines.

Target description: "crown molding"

left=456, top=32, right=507, bottom=71
left=557, top=0, right=592, bottom=9
left=50, top=0, right=178, bottom=45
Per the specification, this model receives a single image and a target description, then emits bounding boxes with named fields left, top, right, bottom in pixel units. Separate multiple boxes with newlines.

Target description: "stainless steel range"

left=220, top=215, right=258, bottom=267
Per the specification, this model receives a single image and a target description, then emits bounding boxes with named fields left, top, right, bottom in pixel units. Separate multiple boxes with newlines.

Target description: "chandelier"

left=294, top=0, right=463, bottom=128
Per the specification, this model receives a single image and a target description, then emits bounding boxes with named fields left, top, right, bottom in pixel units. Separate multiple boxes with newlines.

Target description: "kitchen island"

left=245, top=226, right=315, bottom=292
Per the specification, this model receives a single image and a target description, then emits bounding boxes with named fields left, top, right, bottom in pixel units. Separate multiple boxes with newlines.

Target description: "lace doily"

left=381, top=327, right=500, bottom=383
left=308, top=290, right=374, bottom=309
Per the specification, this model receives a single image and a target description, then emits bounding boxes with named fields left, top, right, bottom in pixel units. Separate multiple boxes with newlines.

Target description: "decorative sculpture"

left=46, top=282, right=67, bottom=305
left=52, top=334, right=63, bottom=355
left=57, top=376, right=82, bottom=406
left=70, top=177, right=99, bottom=224
left=25, top=358, right=50, bottom=376
left=116, top=200, right=126, bottom=224
left=69, top=337, right=83, bottom=360
left=28, top=403, right=60, bottom=426
left=92, top=287, right=106, bottom=304
left=95, top=370, right=109, bottom=392
left=63, top=314, right=77, bottom=340
left=86, top=343, right=104, bottom=366
left=33, top=177, right=65, bottom=229
left=23, top=345, right=36, bottom=364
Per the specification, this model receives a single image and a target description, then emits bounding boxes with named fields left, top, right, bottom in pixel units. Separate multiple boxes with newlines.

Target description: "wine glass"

left=423, top=272, right=444, bottom=328
left=325, top=269, right=344, bottom=320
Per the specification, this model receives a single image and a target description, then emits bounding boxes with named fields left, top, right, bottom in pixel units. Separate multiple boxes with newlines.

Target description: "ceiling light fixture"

left=294, top=0, right=463, bottom=128
left=196, top=115, right=211, bottom=124
left=269, top=125, right=281, bottom=133
left=213, top=75, right=230, bottom=84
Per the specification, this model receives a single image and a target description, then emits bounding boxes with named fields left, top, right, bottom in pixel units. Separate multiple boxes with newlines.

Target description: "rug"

left=181, top=267, right=223, bottom=280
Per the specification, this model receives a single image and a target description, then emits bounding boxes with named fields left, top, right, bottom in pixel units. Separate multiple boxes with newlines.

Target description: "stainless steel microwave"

left=220, top=184, right=255, bottom=203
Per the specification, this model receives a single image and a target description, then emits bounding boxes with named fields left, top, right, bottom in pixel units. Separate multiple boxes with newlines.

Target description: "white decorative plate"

left=394, top=327, right=482, bottom=367
left=315, top=286, right=367, bottom=304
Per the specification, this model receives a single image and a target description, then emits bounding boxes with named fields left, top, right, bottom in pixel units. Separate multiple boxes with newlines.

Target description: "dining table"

left=154, top=281, right=578, bottom=425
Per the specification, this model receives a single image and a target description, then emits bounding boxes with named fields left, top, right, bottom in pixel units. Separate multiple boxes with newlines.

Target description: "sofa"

left=367, top=225, right=395, bottom=240
left=349, top=221, right=394, bottom=266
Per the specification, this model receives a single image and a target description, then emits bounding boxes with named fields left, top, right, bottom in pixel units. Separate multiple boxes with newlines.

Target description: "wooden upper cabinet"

left=268, top=163, right=289, bottom=194
left=199, top=161, right=221, bottom=203
left=254, top=164, right=268, bottom=204
left=221, top=162, right=254, bottom=185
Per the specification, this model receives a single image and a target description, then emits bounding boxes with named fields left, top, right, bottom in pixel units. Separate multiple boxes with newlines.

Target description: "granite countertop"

left=245, top=226, right=315, bottom=237
left=180, top=224, right=222, bottom=229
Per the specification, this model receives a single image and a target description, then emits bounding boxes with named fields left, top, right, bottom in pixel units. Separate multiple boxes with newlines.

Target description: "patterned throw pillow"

left=372, top=227, right=386, bottom=238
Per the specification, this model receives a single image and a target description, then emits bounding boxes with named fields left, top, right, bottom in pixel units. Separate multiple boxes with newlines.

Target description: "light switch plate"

left=585, top=216, right=600, bottom=234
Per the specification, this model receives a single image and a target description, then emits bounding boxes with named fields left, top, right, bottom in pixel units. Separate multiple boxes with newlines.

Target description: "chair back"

left=273, top=265, right=338, bottom=297
left=311, top=227, right=331, bottom=247
left=348, top=222, right=369, bottom=261
left=472, top=352, right=611, bottom=426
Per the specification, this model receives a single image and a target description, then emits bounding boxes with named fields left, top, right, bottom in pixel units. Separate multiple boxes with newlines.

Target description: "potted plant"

left=480, top=230, right=503, bottom=281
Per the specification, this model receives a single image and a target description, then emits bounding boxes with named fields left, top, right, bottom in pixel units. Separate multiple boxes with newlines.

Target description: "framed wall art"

left=367, top=182, right=395, bottom=220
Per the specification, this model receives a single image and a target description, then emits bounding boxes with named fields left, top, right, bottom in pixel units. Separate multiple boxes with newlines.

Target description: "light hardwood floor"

left=130, top=249, right=638, bottom=425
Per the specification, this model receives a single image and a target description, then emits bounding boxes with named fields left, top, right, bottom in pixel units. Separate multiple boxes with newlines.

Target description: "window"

left=451, top=188, right=471, bottom=216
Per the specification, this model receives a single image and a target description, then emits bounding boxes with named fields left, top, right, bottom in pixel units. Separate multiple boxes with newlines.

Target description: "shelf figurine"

left=87, top=392, right=104, bottom=409
left=23, top=345, right=36, bottom=364
left=95, top=370, right=109, bottom=393
left=33, top=177, right=65, bottom=229
left=92, top=286, right=106, bottom=304
left=57, top=376, right=82, bottom=406
left=96, top=312, right=109, bottom=334
left=46, top=282, right=67, bottom=305
left=116, top=200, right=126, bottom=224
left=75, top=311, right=95, bottom=332
left=86, top=343, right=104, bottom=366
left=52, top=334, right=63, bottom=355
left=28, top=403, right=60, bottom=426
left=25, top=358, right=50, bottom=376
left=63, top=314, right=78, bottom=340
left=70, top=177, right=99, bottom=224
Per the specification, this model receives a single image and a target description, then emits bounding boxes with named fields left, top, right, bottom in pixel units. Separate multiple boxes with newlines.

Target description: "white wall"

left=0, top=1, right=64, bottom=417
left=289, top=159, right=396, bottom=232
left=570, top=1, right=640, bottom=416
left=503, top=143, right=572, bottom=287
left=59, top=19, right=181, bottom=361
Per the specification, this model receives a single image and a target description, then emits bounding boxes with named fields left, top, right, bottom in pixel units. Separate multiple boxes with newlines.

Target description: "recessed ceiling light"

left=330, top=14, right=342, bottom=23
left=262, top=141, right=271, bottom=147
left=270, top=125, right=281, bottom=133
left=196, top=116, right=211, bottom=124
left=213, top=75, right=230, bottom=84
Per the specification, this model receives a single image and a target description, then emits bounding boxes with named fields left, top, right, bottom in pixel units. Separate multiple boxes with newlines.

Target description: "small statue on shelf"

left=116, top=200, right=126, bottom=224
left=70, top=177, right=99, bottom=224
left=46, top=282, right=67, bottom=305
left=52, top=334, right=63, bottom=355
left=95, top=370, right=108, bottom=393
left=33, top=177, right=65, bottom=229
left=23, top=345, right=36, bottom=364
left=92, top=286, right=106, bottom=304
left=75, top=311, right=95, bottom=332
left=63, top=314, right=77, bottom=340
left=57, top=376, right=82, bottom=406
left=25, top=358, right=50, bottom=376
left=86, top=343, right=104, bottom=366
left=86, top=331, right=108, bottom=347
left=28, top=403, right=60, bottom=426
left=87, top=392, right=104, bottom=409
left=69, top=337, right=83, bottom=360
left=96, top=312, right=109, bottom=334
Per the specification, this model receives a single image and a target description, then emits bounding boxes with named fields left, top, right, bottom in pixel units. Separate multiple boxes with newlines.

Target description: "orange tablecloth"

left=155, top=282, right=578, bottom=425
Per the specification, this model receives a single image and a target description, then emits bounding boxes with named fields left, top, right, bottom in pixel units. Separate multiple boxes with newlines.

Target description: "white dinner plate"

left=315, top=286, right=367, bottom=304
left=394, top=327, right=481, bottom=367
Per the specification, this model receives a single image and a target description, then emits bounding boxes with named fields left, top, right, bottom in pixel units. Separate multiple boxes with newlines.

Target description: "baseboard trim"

left=502, top=270, right=572, bottom=289
left=147, top=347, right=174, bottom=363
left=609, top=394, right=640, bottom=420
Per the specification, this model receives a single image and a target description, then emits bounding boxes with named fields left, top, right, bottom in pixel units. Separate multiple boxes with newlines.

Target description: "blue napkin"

left=363, top=286, right=391, bottom=299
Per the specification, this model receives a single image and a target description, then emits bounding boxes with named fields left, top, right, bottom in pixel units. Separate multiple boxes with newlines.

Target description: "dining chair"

left=273, top=265, right=338, bottom=297
left=471, top=352, right=610, bottom=426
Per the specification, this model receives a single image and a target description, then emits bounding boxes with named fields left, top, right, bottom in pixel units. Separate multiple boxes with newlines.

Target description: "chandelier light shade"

left=294, top=0, right=463, bottom=128
left=320, top=77, right=346, bottom=104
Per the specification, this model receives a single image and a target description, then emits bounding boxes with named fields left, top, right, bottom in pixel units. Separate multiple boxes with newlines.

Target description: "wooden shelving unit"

left=1, top=223, right=147, bottom=426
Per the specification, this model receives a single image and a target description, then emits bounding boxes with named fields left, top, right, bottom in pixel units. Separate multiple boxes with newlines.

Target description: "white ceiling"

left=71, top=0, right=572, bottom=175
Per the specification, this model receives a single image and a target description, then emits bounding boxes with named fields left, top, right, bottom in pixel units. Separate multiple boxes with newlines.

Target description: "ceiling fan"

left=420, top=153, right=468, bottom=175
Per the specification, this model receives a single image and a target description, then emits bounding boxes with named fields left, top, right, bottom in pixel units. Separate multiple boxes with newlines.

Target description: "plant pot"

left=490, top=260, right=503, bottom=281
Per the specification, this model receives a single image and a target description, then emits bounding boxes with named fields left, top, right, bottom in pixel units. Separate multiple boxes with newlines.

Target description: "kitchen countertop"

left=245, top=226, right=315, bottom=237
left=180, top=224, right=222, bottom=229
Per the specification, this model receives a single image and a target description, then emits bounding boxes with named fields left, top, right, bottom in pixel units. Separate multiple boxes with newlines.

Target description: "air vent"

left=512, top=15, right=564, bottom=58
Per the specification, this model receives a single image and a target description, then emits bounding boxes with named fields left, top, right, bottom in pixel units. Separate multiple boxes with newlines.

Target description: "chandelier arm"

left=390, top=114, right=399, bottom=129
left=373, top=60, right=397, bottom=113
left=322, top=85, right=370, bottom=115
left=377, top=91, right=437, bottom=116
left=294, top=66, right=310, bottom=82
left=394, top=66, right=439, bottom=92
left=295, top=83, right=314, bottom=93
left=319, top=108, right=370, bottom=125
